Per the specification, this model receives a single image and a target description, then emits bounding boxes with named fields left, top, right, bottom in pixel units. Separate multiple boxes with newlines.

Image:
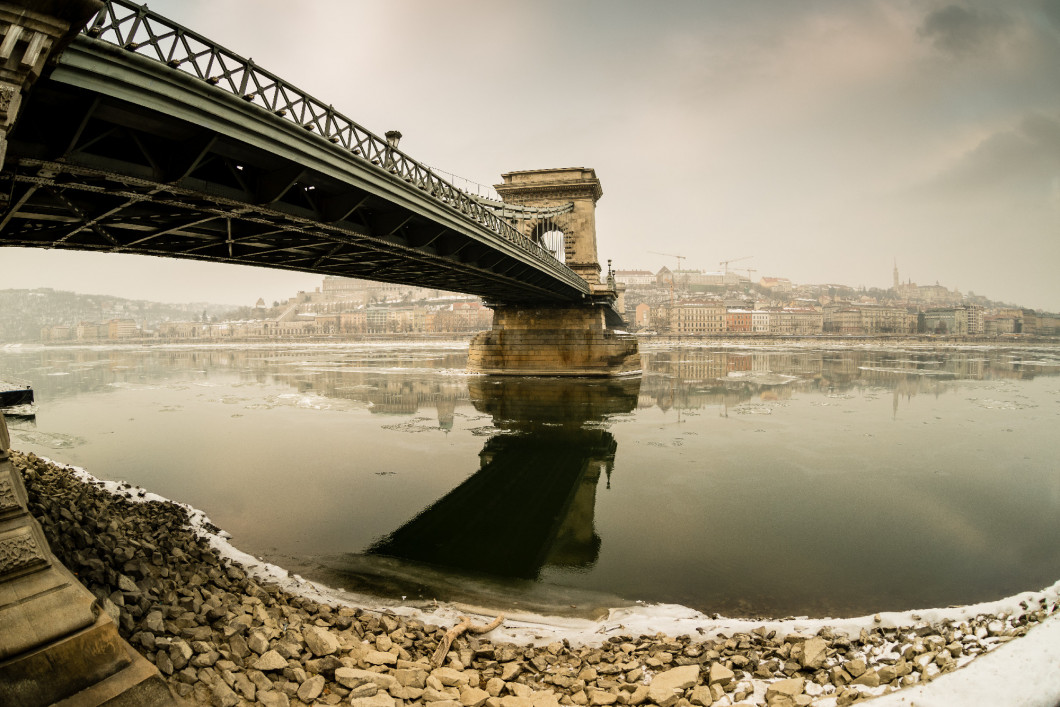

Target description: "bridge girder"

left=1, top=33, right=589, bottom=304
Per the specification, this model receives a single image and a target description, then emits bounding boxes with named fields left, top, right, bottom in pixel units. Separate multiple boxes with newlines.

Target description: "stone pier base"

left=0, top=412, right=176, bottom=707
left=0, top=613, right=175, bottom=707
left=467, top=305, right=641, bottom=376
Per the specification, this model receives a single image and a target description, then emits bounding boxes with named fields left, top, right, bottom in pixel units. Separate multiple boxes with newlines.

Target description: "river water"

left=2, top=341, right=1059, bottom=620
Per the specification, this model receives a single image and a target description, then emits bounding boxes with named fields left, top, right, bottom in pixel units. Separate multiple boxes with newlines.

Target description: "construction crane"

left=719, top=255, right=752, bottom=273
left=648, top=250, right=685, bottom=322
left=649, top=250, right=685, bottom=275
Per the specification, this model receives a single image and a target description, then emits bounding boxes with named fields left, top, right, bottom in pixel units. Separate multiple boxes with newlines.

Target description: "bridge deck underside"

left=0, top=44, right=587, bottom=305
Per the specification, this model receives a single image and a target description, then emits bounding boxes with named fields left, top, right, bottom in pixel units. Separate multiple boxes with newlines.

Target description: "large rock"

left=190, top=649, right=220, bottom=668
left=432, top=666, right=472, bottom=686
left=707, top=663, right=733, bottom=686
left=589, top=690, right=617, bottom=706
left=628, top=685, right=650, bottom=705
left=252, top=649, right=288, bottom=671
left=297, top=674, right=325, bottom=702
left=509, top=683, right=533, bottom=699
left=652, top=665, right=699, bottom=692
left=852, top=669, right=881, bottom=687
left=348, top=683, right=379, bottom=699
left=365, top=650, right=398, bottom=665
left=144, top=610, right=165, bottom=633
left=349, top=695, right=396, bottom=707
left=258, top=690, right=290, bottom=707
left=826, top=664, right=850, bottom=686
left=765, top=677, right=805, bottom=707
left=396, top=667, right=429, bottom=688
left=247, top=669, right=274, bottom=693
left=303, top=625, right=340, bottom=656
left=530, top=691, right=562, bottom=707
left=223, top=614, right=253, bottom=638
left=169, top=640, right=193, bottom=670
left=247, top=631, right=270, bottom=655
left=647, top=665, right=699, bottom=707
left=335, top=667, right=399, bottom=691
left=844, top=658, right=867, bottom=678
left=836, top=688, right=860, bottom=707
left=799, top=638, right=828, bottom=670
left=878, top=664, right=899, bottom=683
left=233, top=673, right=256, bottom=700
left=228, top=635, right=250, bottom=660
left=460, top=686, right=491, bottom=707
left=486, top=677, right=505, bottom=697
left=211, top=681, right=240, bottom=707
left=689, top=685, right=713, bottom=706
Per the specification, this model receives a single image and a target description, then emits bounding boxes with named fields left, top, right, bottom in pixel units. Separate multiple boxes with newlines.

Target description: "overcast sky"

left=3, top=0, right=1059, bottom=309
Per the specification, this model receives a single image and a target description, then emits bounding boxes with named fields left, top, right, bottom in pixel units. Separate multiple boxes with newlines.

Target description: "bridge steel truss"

left=0, top=0, right=589, bottom=304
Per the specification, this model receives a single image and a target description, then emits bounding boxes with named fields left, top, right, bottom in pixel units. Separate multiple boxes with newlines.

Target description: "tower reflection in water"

left=368, top=376, right=639, bottom=585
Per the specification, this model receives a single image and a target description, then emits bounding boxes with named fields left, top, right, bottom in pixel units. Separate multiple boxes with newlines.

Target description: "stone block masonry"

left=467, top=305, right=641, bottom=377
left=496, top=167, right=605, bottom=287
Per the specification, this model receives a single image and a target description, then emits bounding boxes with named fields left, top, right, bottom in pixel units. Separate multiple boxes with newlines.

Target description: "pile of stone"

left=12, top=451, right=1058, bottom=707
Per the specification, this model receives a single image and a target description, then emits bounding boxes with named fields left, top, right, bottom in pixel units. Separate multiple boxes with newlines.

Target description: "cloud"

left=1045, top=0, right=1060, bottom=29
left=918, top=4, right=1013, bottom=56
left=926, top=113, right=1060, bottom=198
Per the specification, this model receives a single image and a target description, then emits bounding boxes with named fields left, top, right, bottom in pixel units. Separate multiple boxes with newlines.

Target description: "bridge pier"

left=468, top=304, right=640, bottom=376
left=0, top=413, right=176, bottom=705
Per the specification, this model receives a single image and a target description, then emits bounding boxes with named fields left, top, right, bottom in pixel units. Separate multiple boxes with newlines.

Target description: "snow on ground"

left=868, top=611, right=1060, bottom=707
left=55, top=458, right=1060, bottom=706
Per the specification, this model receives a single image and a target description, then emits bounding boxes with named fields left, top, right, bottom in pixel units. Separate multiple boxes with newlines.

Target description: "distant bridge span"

left=0, top=0, right=593, bottom=305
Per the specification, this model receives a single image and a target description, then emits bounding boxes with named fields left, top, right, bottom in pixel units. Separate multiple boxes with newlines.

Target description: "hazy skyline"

left=2, top=0, right=1058, bottom=309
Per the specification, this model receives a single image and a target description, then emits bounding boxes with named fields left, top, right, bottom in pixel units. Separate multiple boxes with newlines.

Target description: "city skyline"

left=0, top=255, right=1039, bottom=313
left=2, top=0, right=1058, bottom=310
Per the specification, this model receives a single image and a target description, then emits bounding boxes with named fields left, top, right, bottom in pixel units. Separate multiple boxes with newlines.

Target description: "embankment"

left=11, top=451, right=1060, bottom=707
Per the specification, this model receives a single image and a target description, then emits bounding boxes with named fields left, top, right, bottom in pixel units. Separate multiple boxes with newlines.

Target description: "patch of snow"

left=869, top=611, right=1060, bottom=707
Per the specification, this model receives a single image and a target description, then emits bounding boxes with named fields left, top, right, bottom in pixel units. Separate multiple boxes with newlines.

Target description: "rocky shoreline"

left=13, top=450, right=1059, bottom=707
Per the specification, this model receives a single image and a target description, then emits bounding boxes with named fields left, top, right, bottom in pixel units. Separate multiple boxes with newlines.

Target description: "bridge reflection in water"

left=368, top=377, right=639, bottom=582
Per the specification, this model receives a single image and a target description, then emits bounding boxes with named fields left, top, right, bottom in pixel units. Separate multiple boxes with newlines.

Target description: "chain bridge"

left=0, top=0, right=603, bottom=305
left=0, top=2, right=641, bottom=703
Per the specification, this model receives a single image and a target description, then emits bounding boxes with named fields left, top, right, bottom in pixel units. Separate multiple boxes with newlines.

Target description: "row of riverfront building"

left=630, top=300, right=1058, bottom=337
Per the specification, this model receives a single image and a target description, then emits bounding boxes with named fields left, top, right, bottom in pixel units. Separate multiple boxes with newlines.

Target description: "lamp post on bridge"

left=383, top=129, right=402, bottom=171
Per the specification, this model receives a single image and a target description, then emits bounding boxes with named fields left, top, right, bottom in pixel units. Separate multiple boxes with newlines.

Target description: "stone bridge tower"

left=466, top=167, right=641, bottom=377
left=495, top=167, right=604, bottom=287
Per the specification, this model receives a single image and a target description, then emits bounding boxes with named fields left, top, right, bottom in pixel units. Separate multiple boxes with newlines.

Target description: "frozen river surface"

left=2, top=341, right=1059, bottom=619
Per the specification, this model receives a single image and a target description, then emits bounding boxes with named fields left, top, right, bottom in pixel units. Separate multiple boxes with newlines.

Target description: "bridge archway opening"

left=495, top=168, right=603, bottom=286
left=540, top=230, right=565, bottom=263
left=529, top=218, right=567, bottom=264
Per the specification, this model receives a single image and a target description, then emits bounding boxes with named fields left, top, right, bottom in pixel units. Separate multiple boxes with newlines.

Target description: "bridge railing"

left=78, top=0, right=584, bottom=287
